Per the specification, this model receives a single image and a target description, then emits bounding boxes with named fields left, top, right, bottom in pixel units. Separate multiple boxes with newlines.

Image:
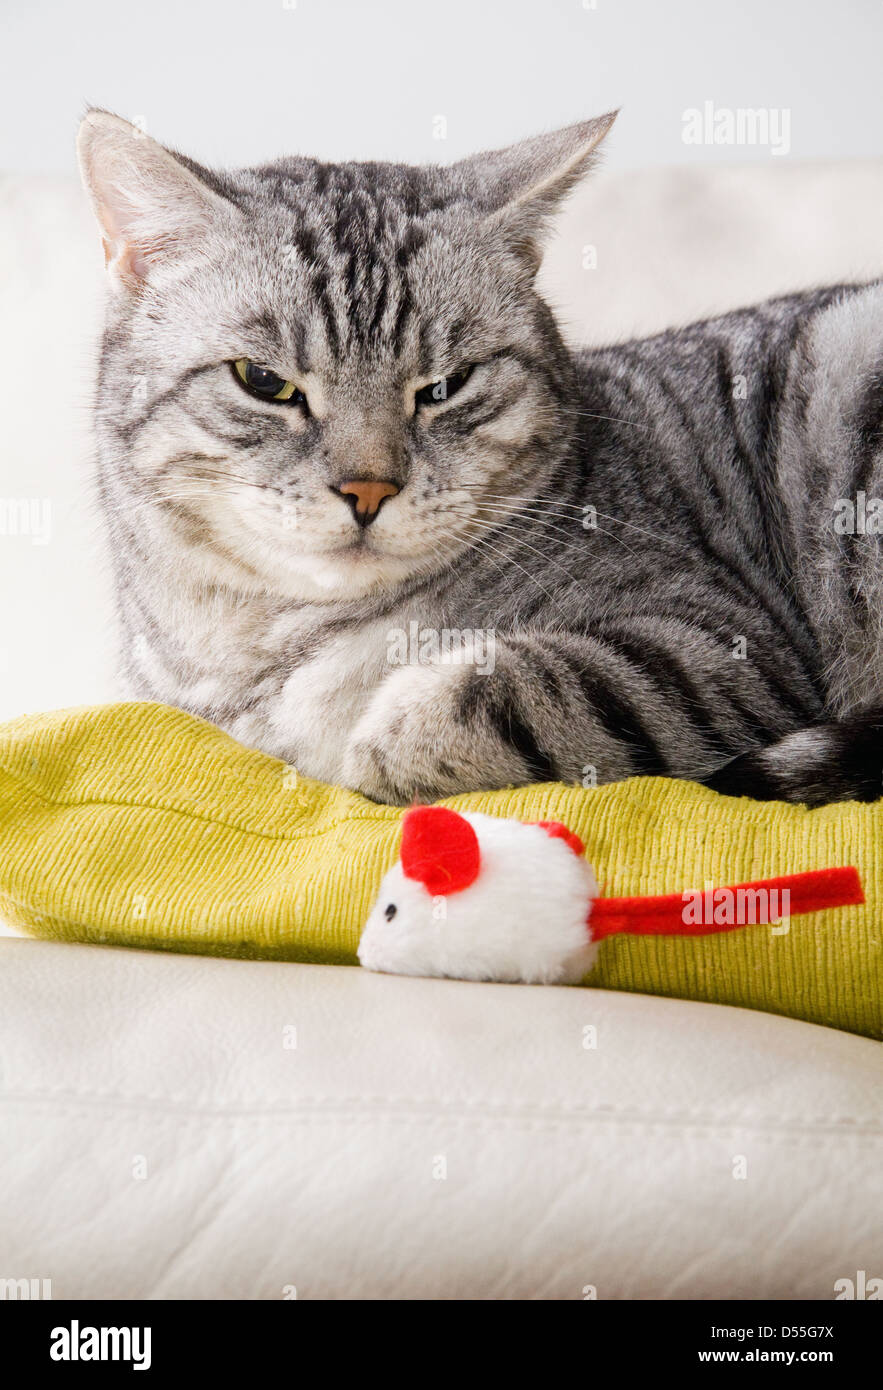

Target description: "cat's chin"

left=277, top=546, right=420, bottom=602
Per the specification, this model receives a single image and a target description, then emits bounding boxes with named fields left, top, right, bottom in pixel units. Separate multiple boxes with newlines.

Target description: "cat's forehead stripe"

left=239, top=162, right=449, bottom=366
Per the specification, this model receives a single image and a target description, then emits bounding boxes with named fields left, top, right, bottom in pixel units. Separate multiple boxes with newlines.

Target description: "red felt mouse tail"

left=589, top=866, right=864, bottom=940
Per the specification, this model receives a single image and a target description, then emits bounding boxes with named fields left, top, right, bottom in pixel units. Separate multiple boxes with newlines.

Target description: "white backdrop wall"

left=1, top=0, right=882, bottom=175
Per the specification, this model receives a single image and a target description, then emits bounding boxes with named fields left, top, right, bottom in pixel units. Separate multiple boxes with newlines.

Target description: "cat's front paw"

left=342, top=659, right=519, bottom=804
left=342, top=661, right=469, bottom=803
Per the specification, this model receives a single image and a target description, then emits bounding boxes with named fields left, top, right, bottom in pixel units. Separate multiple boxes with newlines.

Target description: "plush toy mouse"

left=358, top=805, right=864, bottom=984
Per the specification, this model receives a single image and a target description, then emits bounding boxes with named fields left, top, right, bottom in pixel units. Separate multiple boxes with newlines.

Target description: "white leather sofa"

left=1, top=160, right=882, bottom=1300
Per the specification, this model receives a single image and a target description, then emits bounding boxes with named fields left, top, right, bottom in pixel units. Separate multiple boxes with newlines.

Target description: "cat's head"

left=78, top=110, right=615, bottom=601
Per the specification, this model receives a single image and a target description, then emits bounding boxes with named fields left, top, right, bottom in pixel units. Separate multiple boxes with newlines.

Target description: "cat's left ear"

left=77, top=109, right=235, bottom=294
left=459, top=112, right=617, bottom=273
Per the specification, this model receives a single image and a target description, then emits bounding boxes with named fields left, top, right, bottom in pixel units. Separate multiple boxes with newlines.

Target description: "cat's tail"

left=704, top=706, right=883, bottom=808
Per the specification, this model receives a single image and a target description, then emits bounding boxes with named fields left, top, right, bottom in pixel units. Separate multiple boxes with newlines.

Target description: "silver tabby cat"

left=78, top=109, right=883, bottom=806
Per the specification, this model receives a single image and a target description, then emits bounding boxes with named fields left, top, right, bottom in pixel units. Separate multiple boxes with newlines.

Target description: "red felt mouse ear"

left=400, top=806, right=481, bottom=896
left=533, top=820, right=585, bottom=857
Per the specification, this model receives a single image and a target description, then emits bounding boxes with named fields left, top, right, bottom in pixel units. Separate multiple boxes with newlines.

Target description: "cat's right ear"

left=77, top=110, right=230, bottom=294
left=460, top=112, right=618, bottom=276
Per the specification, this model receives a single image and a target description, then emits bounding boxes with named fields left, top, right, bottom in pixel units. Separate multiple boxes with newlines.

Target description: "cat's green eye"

left=415, top=367, right=473, bottom=409
left=232, top=358, right=306, bottom=406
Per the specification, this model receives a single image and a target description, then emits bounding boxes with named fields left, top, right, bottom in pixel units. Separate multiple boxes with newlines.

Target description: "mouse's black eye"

left=384, top=903, right=397, bottom=921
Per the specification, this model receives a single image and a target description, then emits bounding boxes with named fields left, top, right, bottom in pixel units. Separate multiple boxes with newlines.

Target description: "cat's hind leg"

left=777, top=280, right=883, bottom=716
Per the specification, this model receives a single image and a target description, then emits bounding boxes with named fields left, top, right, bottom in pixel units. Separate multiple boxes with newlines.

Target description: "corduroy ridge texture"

left=0, top=702, right=879, bottom=1038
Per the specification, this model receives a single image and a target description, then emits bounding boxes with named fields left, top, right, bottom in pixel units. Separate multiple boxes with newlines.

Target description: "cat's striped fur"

left=79, top=110, right=883, bottom=806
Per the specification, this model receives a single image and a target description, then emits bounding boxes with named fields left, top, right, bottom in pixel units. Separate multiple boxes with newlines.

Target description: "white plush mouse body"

left=359, top=805, right=865, bottom=986
left=358, top=806, right=600, bottom=984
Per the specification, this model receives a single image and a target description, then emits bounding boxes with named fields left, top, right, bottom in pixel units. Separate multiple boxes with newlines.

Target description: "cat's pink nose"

left=334, top=479, right=400, bottom=527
